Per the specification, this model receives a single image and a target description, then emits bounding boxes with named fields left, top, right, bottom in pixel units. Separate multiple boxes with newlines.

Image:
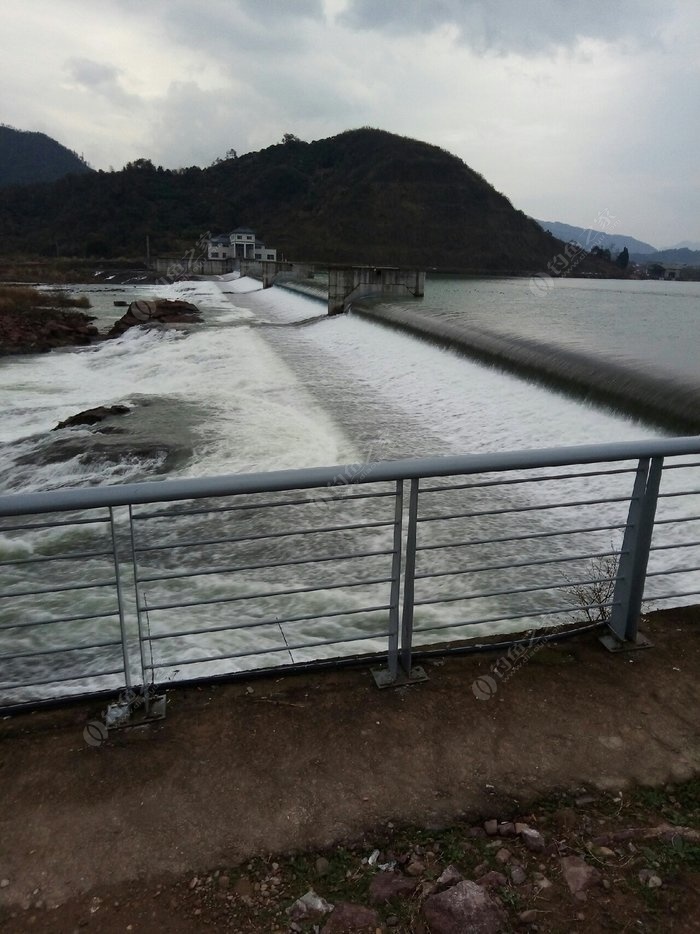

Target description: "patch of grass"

left=641, top=839, right=700, bottom=876
left=631, top=778, right=700, bottom=827
left=0, top=285, right=91, bottom=312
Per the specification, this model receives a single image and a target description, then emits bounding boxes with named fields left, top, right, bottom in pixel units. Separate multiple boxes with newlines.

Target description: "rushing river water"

left=1, top=274, right=699, bottom=702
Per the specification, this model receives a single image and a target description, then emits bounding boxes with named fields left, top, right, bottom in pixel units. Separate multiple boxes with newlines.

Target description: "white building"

left=208, top=227, right=277, bottom=262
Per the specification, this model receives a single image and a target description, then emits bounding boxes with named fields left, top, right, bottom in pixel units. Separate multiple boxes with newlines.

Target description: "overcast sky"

left=2, top=0, right=698, bottom=247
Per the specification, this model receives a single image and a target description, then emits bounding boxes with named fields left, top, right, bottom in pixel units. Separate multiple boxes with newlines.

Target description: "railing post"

left=400, top=478, right=420, bottom=675
left=387, top=479, right=403, bottom=681
left=605, top=456, right=663, bottom=648
left=109, top=507, right=132, bottom=690
left=374, top=479, right=404, bottom=687
left=128, top=505, right=148, bottom=689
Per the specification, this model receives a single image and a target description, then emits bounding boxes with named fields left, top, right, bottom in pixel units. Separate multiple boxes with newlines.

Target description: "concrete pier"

left=328, top=266, right=425, bottom=315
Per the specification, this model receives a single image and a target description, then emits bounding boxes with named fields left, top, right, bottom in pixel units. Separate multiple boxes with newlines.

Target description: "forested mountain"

left=0, top=128, right=563, bottom=271
left=0, top=125, right=93, bottom=188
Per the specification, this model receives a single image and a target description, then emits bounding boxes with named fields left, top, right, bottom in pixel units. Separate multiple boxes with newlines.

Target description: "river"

left=1, top=274, right=698, bottom=702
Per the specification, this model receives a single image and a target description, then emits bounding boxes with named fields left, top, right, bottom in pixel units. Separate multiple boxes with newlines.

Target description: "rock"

left=519, top=909, right=539, bottom=924
left=638, top=869, right=662, bottom=888
left=217, top=875, right=229, bottom=891
left=521, top=828, right=546, bottom=853
left=484, top=819, right=499, bottom=836
left=514, top=822, right=530, bottom=835
left=316, top=857, right=331, bottom=877
left=53, top=404, right=131, bottom=431
left=233, top=877, right=253, bottom=898
left=509, top=864, right=527, bottom=885
left=368, top=872, right=419, bottom=905
left=435, top=865, right=463, bottom=892
left=423, top=880, right=508, bottom=934
left=476, top=871, right=508, bottom=889
left=532, top=873, right=553, bottom=894
left=406, top=860, right=426, bottom=877
left=0, top=879, right=9, bottom=888
left=288, top=889, right=334, bottom=921
left=321, top=902, right=380, bottom=932
left=0, top=300, right=98, bottom=356
left=560, top=856, right=602, bottom=900
left=107, top=299, right=201, bottom=338
left=495, top=848, right=512, bottom=865
left=498, top=822, right=516, bottom=837
left=575, top=795, right=596, bottom=807
left=592, top=845, right=616, bottom=859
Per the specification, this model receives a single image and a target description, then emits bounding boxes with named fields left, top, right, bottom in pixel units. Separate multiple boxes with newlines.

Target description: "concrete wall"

left=151, top=257, right=235, bottom=277
left=328, top=267, right=425, bottom=315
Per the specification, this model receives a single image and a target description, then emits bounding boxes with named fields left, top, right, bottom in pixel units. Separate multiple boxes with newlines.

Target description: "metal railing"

left=1, top=435, right=700, bottom=710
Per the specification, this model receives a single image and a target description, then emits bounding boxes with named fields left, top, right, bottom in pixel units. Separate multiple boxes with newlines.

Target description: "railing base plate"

left=371, top=665, right=429, bottom=689
left=599, top=631, right=653, bottom=653
left=105, top=691, right=167, bottom=730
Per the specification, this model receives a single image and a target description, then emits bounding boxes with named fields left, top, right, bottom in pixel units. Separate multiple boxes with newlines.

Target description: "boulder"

left=423, top=880, right=508, bottom=934
left=107, top=298, right=201, bottom=338
left=53, top=405, right=131, bottom=431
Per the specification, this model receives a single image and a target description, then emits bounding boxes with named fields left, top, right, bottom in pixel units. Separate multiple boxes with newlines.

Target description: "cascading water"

left=1, top=274, right=698, bottom=703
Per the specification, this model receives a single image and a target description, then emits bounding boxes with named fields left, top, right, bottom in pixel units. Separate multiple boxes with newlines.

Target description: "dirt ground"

left=1, top=607, right=700, bottom=932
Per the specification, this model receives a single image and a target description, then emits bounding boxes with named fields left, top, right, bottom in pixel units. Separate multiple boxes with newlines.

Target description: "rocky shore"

left=0, top=289, right=202, bottom=355
left=0, top=305, right=98, bottom=354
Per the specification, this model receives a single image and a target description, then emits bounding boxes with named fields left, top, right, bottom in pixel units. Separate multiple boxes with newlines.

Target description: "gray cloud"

left=340, top=0, right=660, bottom=54
left=67, top=59, right=121, bottom=87
left=65, top=58, right=137, bottom=107
left=117, top=0, right=325, bottom=57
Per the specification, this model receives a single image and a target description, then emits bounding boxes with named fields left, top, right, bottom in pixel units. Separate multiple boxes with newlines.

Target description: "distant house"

left=207, top=235, right=232, bottom=260
left=208, top=227, right=277, bottom=262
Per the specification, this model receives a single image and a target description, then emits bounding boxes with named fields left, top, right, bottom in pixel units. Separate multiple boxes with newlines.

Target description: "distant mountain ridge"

left=535, top=219, right=658, bottom=255
left=666, top=240, right=700, bottom=251
left=0, top=125, right=93, bottom=188
left=631, top=247, right=700, bottom=266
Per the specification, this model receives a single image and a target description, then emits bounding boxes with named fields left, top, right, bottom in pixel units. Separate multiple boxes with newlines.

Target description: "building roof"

left=231, top=226, right=255, bottom=234
left=209, top=235, right=230, bottom=244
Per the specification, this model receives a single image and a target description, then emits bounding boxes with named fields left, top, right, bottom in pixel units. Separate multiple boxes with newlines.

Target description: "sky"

left=1, top=0, right=699, bottom=248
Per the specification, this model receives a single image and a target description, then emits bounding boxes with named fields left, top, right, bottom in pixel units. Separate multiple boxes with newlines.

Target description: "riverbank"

left=1, top=606, right=699, bottom=932
left=0, top=258, right=151, bottom=284
left=0, top=286, right=98, bottom=354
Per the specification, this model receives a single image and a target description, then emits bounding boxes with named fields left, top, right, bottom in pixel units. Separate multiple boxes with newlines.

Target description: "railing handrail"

left=2, top=435, right=700, bottom=517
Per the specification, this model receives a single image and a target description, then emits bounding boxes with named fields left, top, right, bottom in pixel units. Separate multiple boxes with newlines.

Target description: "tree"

left=281, top=133, right=301, bottom=144
left=616, top=247, right=629, bottom=269
left=124, top=158, right=155, bottom=172
left=591, top=245, right=611, bottom=262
